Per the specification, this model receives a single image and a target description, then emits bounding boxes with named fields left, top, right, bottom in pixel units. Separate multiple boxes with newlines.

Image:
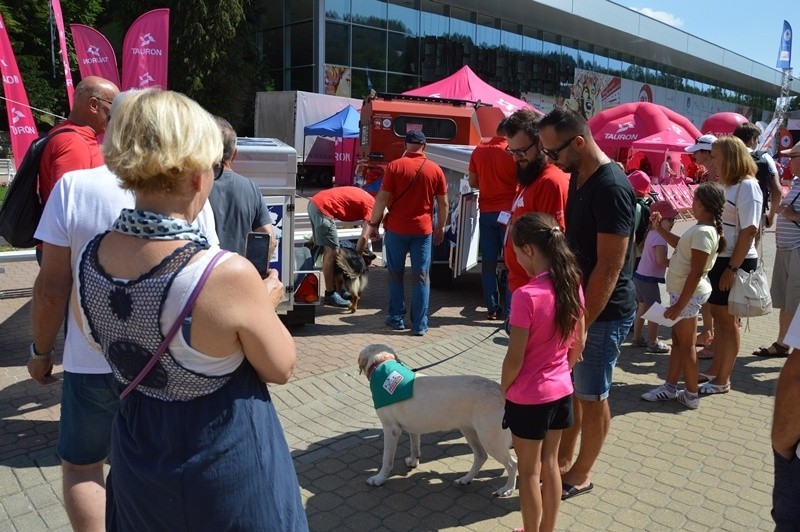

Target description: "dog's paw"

left=454, top=475, right=474, bottom=486
left=404, top=457, right=419, bottom=468
left=493, top=486, right=515, bottom=498
left=366, top=474, right=387, bottom=486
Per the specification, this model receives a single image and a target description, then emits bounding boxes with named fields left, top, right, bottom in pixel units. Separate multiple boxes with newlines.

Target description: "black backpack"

left=633, top=196, right=653, bottom=245
left=751, top=150, right=773, bottom=214
left=0, top=129, right=75, bottom=248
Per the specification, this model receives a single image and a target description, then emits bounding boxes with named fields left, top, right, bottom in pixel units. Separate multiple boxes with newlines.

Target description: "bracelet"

left=29, top=342, right=53, bottom=361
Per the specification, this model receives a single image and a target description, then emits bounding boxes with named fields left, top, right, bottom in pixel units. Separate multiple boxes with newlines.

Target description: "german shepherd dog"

left=334, top=247, right=377, bottom=313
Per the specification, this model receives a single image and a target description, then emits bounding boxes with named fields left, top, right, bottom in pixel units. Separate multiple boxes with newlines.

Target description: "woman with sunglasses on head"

left=699, top=136, right=763, bottom=395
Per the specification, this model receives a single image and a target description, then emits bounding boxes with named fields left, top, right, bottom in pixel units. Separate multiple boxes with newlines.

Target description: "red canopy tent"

left=404, top=65, right=541, bottom=117
left=700, top=112, right=748, bottom=138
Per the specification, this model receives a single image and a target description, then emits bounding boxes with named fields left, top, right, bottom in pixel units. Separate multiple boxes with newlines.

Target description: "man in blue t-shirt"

left=538, top=108, right=636, bottom=501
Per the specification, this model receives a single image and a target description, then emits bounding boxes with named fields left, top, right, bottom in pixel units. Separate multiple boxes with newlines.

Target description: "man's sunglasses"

left=541, top=136, right=577, bottom=160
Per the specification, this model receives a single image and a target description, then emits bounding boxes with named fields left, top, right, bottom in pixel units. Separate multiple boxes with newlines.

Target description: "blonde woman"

left=74, top=90, right=307, bottom=530
left=699, top=136, right=763, bottom=394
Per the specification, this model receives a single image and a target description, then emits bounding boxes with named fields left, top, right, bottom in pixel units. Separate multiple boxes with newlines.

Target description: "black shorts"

left=708, top=256, right=759, bottom=306
left=503, top=395, right=573, bottom=440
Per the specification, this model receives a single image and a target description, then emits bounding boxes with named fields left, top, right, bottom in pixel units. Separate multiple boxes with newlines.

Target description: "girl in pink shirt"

left=501, top=212, right=585, bottom=532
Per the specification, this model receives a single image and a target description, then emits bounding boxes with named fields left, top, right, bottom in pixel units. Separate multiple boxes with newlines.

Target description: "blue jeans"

left=572, top=311, right=635, bottom=401
left=479, top=211, right=505, bottom=314
left=57, top=372, right=119, bottom=464
left=773, top=450, right=800, bottom=530
left=384, top=230, right=431, bottom=334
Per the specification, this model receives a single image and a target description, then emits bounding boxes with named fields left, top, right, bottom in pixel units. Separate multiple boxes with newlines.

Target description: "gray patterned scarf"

left=112, top=208, right=208, bottom=245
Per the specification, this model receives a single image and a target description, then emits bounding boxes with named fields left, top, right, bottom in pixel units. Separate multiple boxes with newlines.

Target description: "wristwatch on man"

left=726, top=264, right=739, bottom=273
left=29, top=342, right=53, bottom=361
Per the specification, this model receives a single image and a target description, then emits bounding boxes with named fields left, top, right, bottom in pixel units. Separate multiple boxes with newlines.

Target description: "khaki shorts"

left=771, top=248, right=800, bottom=312
left=308, top=202, right=339, bottom=249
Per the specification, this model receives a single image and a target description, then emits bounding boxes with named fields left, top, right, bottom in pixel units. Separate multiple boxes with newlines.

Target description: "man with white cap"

left=686, top=134, right=718, bottom=183
left=753, top=141, right=800, bottom=359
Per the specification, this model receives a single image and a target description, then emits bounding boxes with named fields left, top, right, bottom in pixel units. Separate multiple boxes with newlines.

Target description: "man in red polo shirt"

left=367, top=130, right=448, bottom=336
left=308, top=185, right=375, bottom=307
left=469, top=119, right=518, bottom=320
left=502, top=109, right=570, bottom=318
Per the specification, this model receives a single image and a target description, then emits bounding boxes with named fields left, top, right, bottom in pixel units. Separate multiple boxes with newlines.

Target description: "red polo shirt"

left=310, top=186, right=374, bottom=221
left=468, top=136, right=518, bottom=212
left=38, top=121, right=103, bottom=205
left=381, top=151, right=446, bottom=235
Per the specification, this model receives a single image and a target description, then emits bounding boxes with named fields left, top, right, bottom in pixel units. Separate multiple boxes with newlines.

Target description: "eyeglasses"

left=214, top=162, right=225, bottom=180
left=94, top=97, right=113, bottom=105
left=506, top=140, right=537, bottom=158
left=540, top=136, right=577, bottom=160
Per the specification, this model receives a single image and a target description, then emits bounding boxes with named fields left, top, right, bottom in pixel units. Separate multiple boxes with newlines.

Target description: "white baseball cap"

left=686, top=134, right=717, bottom=153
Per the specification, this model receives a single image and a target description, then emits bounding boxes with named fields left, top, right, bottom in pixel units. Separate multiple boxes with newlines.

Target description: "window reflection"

left=288, top=0, right=313, bottom=23
left=388, top=0, right=419, bottom=35
left=288, top=22, right=313, bottom=66
left=420, top=0, right=448, bottom=37
left=352, top=0, right=387, bottom=29
left=353, top=25, right=387, bottom=70
left=326, top=21, right=350, bottom=65
left=388, top=32, right=418, bottom=74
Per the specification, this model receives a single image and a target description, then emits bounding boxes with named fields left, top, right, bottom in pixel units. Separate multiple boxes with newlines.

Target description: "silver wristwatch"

left=29, top=342, right=53, bottom=361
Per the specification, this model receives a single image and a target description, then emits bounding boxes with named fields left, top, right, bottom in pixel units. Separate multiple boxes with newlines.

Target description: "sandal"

left=697, top=373, right=715, bottom=384
left=698, top=381, right=730, bottom=395
left=752, top=342, right=790, bottom=358
left=697, top=346, right=714, bottom=359
left=695, top=330, right=713, bottom=347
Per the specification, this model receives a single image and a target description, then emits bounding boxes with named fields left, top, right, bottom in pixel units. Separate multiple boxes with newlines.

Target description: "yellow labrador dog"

left=358, top=344, right=517, bottom=497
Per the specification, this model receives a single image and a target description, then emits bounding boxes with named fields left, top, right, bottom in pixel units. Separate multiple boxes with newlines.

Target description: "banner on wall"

left=0, top=14, right=39, bottom=168
left=324, top=65, right=352, bottom=97
left=564, top=70, right=621, bottom=119
left=71, top=24, right=121, bottom=88
left=121, top=8, right=169, bottom=90
left=50, top=0, right=74, bottom=108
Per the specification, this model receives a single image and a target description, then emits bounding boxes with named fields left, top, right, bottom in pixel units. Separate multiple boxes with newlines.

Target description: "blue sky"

left=612, top=1, right=795, bottom=70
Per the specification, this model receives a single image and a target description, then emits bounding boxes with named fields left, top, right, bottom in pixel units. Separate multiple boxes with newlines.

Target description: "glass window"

left=501, top=21, right=522, bottom=52
left=387, top=72, right=419, bottom=93
left=326, top=0, right=350, bottom=21
left=261, top=28, right=284, bottom=71
left=450, top=7, right=474, bottom=42
left=351, top=68, right=386, bottom=98
left=288, top=0, right=313, bottom=23
left=288, top=21, right=313, bottom=66
left=523, top=27, right=542, bottom=55
left=420, top=0, right=448, bottom=37
left=326, top=21, right=350, bottom=65
left=352, top=0, right=387, bottom=28
left=352, top=25, right=387, bottom=70
left=476, top=14, right=499, bottom=48
left=288, top=66, right=314, bottom=91
left=388, top=31, right=419, bottom=74
left=259, top=1, right=284, bottom=28
left=388, top=0, right=419, bottom=35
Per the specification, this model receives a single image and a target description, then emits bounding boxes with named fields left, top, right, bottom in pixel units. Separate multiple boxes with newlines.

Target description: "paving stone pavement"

left=0, top=220, right=788, bottom=531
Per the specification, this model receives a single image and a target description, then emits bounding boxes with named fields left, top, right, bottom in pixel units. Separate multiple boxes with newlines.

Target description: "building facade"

left=255, top=0, right=798, bottom=123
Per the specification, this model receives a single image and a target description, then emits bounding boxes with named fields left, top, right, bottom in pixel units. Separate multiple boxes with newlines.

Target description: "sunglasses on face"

left=506, top=140, right=537, bottom=158
left=540, top=136, right=577, bottom=160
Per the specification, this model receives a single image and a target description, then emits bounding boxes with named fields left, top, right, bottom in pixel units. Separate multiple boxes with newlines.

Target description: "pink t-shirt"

left=506, top=271, right=580, bottom=405
left=635, top=230, right=668, bottom=280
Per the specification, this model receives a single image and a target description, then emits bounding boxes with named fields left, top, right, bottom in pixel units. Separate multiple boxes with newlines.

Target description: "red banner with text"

left=120, top=9, right=169, bottom=91
left=50, top=0, right=74, bottom=108
left=0, top=13, right=39, bottom=168
left=70, top=24, right=120, bottom=88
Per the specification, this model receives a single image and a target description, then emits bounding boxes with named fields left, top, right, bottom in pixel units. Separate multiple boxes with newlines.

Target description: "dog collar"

left=365, top=359, right=386, bottom=380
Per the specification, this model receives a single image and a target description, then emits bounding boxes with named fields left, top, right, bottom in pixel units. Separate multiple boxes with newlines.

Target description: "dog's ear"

left=362, top=251, right=377, bottom=267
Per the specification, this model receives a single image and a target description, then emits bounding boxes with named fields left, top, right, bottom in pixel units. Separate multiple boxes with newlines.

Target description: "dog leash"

left=410, top=324, right=505, bottom=373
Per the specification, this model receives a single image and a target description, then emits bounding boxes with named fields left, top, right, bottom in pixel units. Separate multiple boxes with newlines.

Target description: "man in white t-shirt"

left=772, top=307, right=800, bottom=529
left=28, top=165, right=218, bottom=531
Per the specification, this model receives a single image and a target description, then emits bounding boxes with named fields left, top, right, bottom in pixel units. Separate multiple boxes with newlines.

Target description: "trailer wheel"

left=316, top=169, right=333, bottom=188
left=430, top=263, right=453, bottom=289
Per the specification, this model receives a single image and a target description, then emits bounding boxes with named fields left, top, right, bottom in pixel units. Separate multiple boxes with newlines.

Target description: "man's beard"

left=517, top=153, right=547, bottom=187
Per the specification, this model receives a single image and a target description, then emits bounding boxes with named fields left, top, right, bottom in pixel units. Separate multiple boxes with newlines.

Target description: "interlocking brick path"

left=0, top=216, right=785, bottom=530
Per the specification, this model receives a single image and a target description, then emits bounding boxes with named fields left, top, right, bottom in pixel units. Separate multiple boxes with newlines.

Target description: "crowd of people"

left=20, top=78, right=799, bottom=531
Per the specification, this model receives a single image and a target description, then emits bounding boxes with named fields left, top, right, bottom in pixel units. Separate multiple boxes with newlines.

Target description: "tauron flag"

left=50, top=0, right=74, bottom=108
left=121, top=8, right=169, bottom=91
left=70, top=23, right=120, bottom=88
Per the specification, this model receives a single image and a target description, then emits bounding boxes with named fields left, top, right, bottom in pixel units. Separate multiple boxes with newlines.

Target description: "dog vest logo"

left=382, top=370, right=404, bottom=395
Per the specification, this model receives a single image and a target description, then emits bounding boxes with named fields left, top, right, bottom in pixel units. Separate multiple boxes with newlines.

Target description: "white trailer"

left=254, top=91, right=360, bottom=187
left=232, top=137, right=320, bottom=324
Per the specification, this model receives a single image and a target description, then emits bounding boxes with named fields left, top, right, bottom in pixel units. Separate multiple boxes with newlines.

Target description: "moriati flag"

left=777, top=20, right=792, bottom=70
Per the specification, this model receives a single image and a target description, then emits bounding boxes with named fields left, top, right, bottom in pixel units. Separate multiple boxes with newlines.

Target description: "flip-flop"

left=697, top=346, right=714, bottom=359
left=698, top=373, right=715, bottom=384
left=561, top=482, right=594, bottom=501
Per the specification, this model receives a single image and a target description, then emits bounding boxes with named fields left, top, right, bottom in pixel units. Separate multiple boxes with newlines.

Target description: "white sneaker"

left=675, top=389, right=699, bottom=409
left=641, top=383, right=677, bottom=402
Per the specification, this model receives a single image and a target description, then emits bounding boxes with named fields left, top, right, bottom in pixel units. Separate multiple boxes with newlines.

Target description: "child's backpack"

left=0, top=129, right=75, bottom=248
left=633, top=196, right=653, bottom=245
left=751, top=150, right=772, bottom=215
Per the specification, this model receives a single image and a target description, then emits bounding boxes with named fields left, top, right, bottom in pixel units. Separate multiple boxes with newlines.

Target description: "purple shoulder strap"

left=120, top=250, right=227, bottom=400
